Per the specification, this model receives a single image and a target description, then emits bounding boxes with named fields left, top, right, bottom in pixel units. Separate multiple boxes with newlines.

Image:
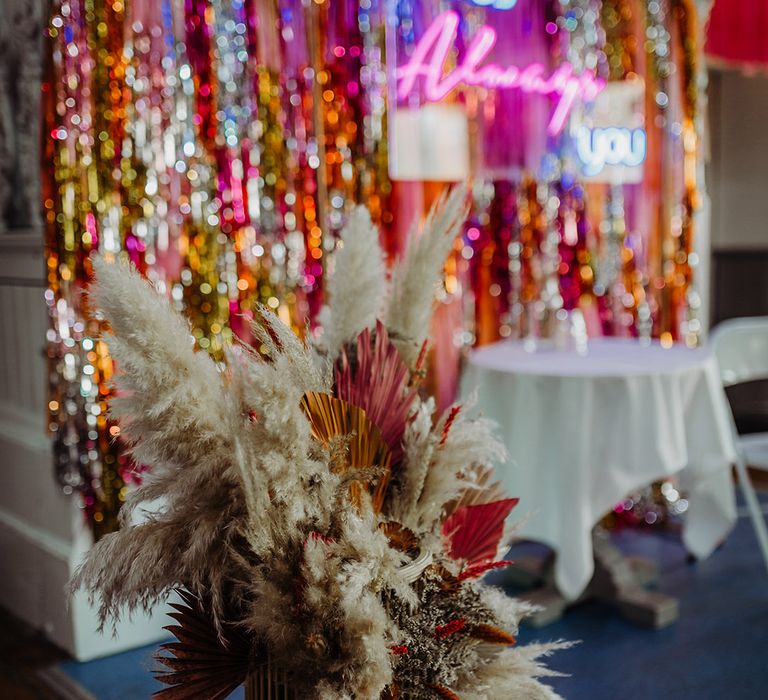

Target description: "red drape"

left=706, top=0, right=768, bottom=70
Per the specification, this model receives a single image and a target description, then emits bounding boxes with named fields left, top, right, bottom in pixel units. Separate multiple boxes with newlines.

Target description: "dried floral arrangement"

left=73, top=186, right=570, bottom=699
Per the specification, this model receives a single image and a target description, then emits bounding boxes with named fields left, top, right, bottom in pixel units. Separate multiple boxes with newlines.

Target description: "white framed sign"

left=573, top=77, right=647, bottom=184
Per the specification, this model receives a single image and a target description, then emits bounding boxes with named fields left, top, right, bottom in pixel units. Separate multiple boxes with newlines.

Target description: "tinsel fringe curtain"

left=44, top=0, right=704, bottom=535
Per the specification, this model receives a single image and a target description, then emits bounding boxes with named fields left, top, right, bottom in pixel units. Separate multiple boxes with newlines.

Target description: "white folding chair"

left=711, top=317, right=768, bottom=573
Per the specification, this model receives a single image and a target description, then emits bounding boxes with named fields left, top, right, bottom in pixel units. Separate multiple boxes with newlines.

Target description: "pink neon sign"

left=396, top=11, right=605, bottom=136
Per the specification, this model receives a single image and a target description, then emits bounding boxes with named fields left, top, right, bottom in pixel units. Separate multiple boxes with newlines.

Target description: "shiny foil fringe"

left=45, top=0, right=391, bottom=533
left=45, top=0, right=703, bottom=534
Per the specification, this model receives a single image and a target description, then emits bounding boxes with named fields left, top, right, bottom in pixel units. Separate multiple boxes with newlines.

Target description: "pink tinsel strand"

left=335, top=320, right=418, bottom=468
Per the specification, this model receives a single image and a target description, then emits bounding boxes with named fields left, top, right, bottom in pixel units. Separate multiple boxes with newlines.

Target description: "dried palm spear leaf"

left=442, top=499, right=519, bottom=567
left=300, top=391, right=391, bottom=511
left=153, top=589, right=252, bottom=699
left=336, top=320, right=419, bottom=468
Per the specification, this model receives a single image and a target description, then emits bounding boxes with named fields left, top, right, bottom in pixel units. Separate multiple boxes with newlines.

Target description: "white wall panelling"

left=0, top=232, right=170, bottom=660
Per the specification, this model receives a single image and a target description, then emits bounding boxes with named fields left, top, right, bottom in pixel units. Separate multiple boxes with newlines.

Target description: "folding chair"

left=711, top=317, right=768, bottom=573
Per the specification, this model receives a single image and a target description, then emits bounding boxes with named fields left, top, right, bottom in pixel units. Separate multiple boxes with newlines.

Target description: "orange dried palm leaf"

left=468, top=623, right=517, bottom=646
left=300, top=391, right=392, bottom=511
left=428, top=684, right=461, bottom=700
left=378, top=521, right=419, bottom=554
left=382, top=682, right=401, bottom=700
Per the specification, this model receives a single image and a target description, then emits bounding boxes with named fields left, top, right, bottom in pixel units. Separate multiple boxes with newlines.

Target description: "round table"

left=462, top=337, right=737, bottom=602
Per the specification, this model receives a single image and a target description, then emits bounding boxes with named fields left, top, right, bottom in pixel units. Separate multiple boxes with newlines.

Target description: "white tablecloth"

left=462, top=338, right=737, bottom=600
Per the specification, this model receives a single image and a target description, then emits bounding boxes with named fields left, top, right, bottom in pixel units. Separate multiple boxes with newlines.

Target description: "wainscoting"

left=0, top=231, right=74, bottom=651
left=0, top=231, right=169, bottom=661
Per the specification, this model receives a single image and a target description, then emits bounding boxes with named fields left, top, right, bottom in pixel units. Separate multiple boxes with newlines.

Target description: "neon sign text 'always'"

left=396, top=11, right=605, bottom=135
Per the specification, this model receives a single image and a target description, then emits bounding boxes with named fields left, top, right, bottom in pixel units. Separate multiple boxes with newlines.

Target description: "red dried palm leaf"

left=442, top=499, right=519, bottom=567
left=153, top=589, right=251, bottom=699
left=335, top=321, right=417, bottom=468
left=458, top=559, right=515, bottom=581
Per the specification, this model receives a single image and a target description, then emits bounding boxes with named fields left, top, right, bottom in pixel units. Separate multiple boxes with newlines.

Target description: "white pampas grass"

left=479, top=586, right=541, bottom=631
left=73, top=257, right=241, bottom=627
left=74, top=257, right=334, bottom=629
left=392, top=396, right=507, bottom=538
left=388, top=396, right=437, bottom=529
left=318, top=184, right=468, bottom=368
left=249, top=304, right=329, bottom=395
left=318, top=205, right=387, bottom=359
left=461, top=587, right=575, bottom=700
left=458, top=642, right=574, bottom=700
left=386, top=183, right=469, bottom=367
left=416, top=407, right=507, bottom=532
left=89, top=256, right=229, bottom=486
left=243, top=507, right=403, bottom=698
left=73, top=193, right=571, bottom=699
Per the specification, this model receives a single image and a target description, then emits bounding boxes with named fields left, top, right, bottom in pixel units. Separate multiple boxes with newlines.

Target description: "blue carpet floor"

left=520, top=512, right=768, bottom=699
left=57, top=501, right=768, bottom=699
